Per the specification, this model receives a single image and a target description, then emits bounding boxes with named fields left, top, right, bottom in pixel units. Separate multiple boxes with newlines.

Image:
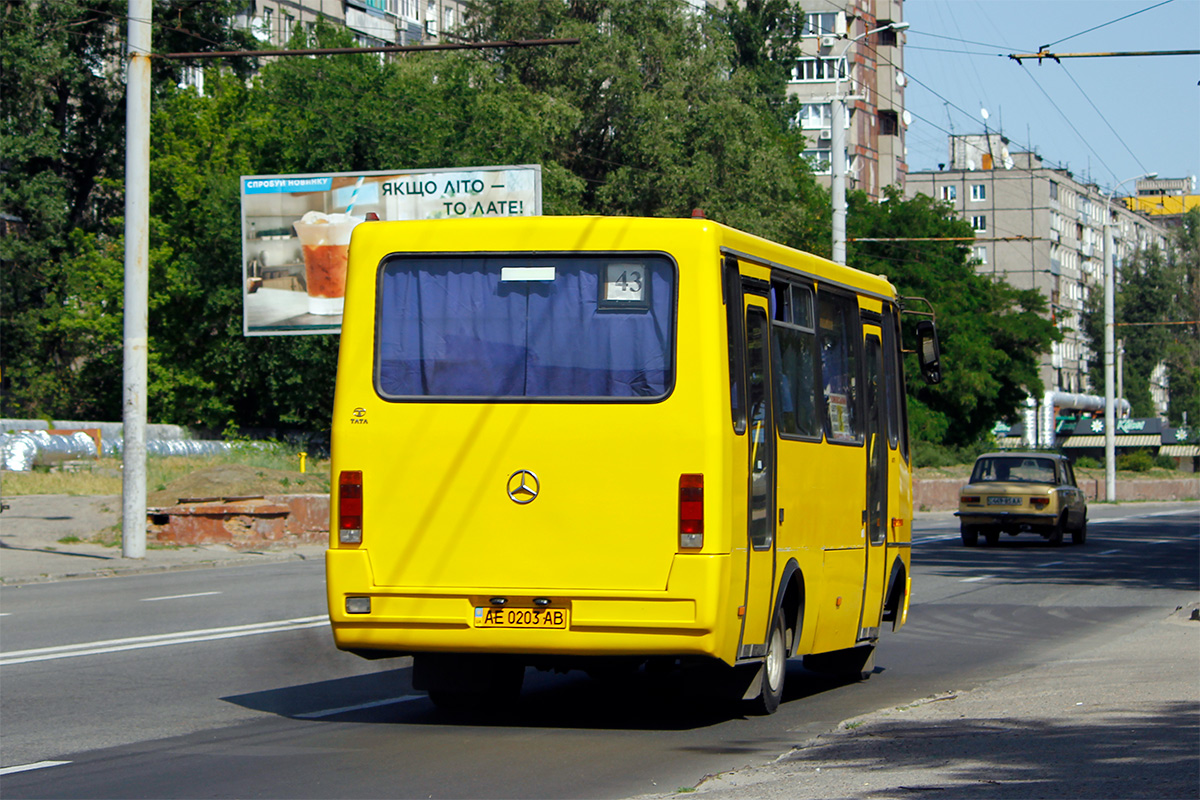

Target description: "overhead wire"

left=1057, top=64, right=1151, bottom=178
left=1043, top=0, right=1177, bottom=48
left=1012, top=62, right=1121, bottom=184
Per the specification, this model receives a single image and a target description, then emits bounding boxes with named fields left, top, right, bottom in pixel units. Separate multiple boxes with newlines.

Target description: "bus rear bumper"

left=325, top=549, right=730, bottom=660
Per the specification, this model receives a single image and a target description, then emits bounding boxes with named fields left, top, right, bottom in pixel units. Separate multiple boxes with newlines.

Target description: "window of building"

left=973, top=245, right=987, bottom=264
left=940, top=185, right=957, bottom=201
left=1049, top=180, right=1059, bottom=201
left=802, top=12, right=837, bottom=36
left=802, top=148, right=832, bottom=174
left=971, top=215, right=987, bottom=232
left=878, top=110, right=899, bottom=136
left=792, top=58, right=843, bottom=82
left=970, top=184, right=986, bottom=201
left=797, top=103, right=831, bottom=130
left=877, top=22, right=900, bottom=47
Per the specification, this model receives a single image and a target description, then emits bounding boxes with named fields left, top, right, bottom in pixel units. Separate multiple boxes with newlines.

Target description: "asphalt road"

left=1, top=505, right=1196, bottom=799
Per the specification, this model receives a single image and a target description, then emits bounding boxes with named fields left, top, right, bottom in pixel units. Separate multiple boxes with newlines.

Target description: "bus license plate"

left=474, top=607, right=568, bottom=629
left=987, top=496, right=1022, bottom=505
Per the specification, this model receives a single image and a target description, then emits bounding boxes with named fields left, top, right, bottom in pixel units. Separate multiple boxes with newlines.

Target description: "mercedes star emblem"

left=506, top=470, right=540, bottom=504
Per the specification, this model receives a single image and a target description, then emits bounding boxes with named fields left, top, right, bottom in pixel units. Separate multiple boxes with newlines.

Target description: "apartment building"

left=789, top=0, right=907, bottom=201
left=235, top=0, right=466, bottom=49
left=907, top=134, right=1171, bottom=421
left=1125, top=176, right=1199, bottom=228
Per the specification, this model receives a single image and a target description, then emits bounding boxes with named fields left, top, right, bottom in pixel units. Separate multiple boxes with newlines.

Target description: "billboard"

left=241, top=164, right=542, bottom=336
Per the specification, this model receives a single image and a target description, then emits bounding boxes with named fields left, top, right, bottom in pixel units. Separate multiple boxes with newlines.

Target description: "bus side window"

left=724, top=256, right=747, bottom=434
left=771, top=282, right=819, bottom=439
left=817, top=290, right=863, bottom=444
left=883, top=305, right=909, bottom=461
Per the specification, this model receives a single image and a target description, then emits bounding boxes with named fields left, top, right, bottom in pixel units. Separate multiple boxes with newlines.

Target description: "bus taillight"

left=339, top=470, right=363, bottom=544
left=679, top=473, right=704, bottom=550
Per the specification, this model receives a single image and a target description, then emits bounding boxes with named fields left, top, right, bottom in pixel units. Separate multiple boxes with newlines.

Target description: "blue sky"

left=902, top=0, right=1200, bottom=194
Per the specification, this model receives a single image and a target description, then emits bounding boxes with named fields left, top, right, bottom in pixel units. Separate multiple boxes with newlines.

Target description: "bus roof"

left=350, top=215, right=898, bottom=300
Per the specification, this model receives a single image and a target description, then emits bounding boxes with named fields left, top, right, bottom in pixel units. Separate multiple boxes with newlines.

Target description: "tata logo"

left=351, top=407, right=368, bottom=425
left=506, top=470, right=540, bottom=504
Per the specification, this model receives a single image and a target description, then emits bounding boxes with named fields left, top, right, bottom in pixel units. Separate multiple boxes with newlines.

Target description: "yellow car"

left=956, top=453, right=1088, bottom=547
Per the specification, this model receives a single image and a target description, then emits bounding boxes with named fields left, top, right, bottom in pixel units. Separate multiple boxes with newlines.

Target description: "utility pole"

left=122, top=0, right=151, bottom=559
left=1102, top=172, right=1155, bottom=503
left=831, top=21, right=908, bottom=266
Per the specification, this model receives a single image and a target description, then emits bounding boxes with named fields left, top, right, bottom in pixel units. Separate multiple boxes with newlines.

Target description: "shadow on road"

left=776, top=699, right=1198, bottom=799
left=223, top=660, right=862, bottom=733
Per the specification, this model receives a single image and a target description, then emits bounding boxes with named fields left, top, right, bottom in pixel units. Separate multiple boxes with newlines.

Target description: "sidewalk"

left=635, top=600, right=1200, bottom=800
left=0, top=495, right=325, bottom=585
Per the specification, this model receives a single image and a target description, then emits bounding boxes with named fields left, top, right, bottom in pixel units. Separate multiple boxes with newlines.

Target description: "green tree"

left=0, top=0, right=258, bottom=421
left=1164, top=208, right=1200, bottom=427
left=1080, top=207, right=1199, bottom=423
left=848, top=189, right=1060, bottom=446
left=464, top=0, right=824, bottom=244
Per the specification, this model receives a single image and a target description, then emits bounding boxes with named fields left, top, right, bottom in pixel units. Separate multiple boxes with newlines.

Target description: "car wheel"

left=960, top=525, right=979, bottom=547
left=1072, top=518, right=1088, bottom=546
left=984, top=530, right=1000, bottom=546
left=1048, top=514, right=1065, bottom=546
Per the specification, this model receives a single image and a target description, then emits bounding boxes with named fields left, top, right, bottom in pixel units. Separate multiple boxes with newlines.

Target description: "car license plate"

left=474, top=607, right=567, bottom=629
left=987, top=496, right=1022, bottom=506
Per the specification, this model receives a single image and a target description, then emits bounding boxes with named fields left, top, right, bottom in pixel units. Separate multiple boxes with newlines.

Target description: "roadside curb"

left=0, top=549, right=320, bottom=587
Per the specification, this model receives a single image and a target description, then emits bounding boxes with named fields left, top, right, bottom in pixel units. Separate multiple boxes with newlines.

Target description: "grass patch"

left=1, top=445, right=330, bottom=498
left=57, top=535, right=83, bottom=544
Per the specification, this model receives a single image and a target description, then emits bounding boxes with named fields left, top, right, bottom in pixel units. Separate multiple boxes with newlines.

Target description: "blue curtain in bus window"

left=376, top=256, right=674, bottom=398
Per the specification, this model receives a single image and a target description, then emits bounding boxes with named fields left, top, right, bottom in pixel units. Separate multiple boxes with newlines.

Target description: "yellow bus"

left=326, top=215, right=941, bottom=713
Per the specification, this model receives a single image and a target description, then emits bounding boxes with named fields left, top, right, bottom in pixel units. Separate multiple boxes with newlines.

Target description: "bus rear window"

left=375, top=254, right=676, bottom=400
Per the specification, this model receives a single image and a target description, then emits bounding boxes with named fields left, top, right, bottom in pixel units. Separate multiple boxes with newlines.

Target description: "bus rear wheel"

left=747, top=609, right=788, bottom=715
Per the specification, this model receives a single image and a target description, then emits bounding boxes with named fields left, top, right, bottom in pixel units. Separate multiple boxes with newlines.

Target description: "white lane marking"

left=960, top=575, right=994, bottom=583
left=140, top=591, right=222, bottom=603
left=0, top=616, right=327, bottom=667
left=1037, top=561, right=1065, bottom=568
left=1097, top=549, right=1121, bottom=555
left=0, top=761, right=72, bottom=776
left=914, top=534, right=961, bottom=544
left=295, top=695, right=425, bottom=719
left=0, top=613, right=11, bottom=617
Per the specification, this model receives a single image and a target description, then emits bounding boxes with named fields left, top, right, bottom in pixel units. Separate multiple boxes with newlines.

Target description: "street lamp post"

left=1102, top=172, right=1155, bottom=502
left=831, top=20, right=908, bottom=266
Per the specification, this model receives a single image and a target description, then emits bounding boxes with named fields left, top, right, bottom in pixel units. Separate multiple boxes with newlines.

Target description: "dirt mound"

left=147, top=464, right=327, bottom=507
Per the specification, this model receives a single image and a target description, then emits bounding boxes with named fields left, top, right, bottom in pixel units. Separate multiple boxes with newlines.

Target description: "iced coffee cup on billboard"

left=293, top=211, right=363, bottom=315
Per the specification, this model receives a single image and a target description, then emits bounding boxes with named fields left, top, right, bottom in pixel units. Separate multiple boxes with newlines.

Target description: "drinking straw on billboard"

left=345, top=176, right=365, bottom=215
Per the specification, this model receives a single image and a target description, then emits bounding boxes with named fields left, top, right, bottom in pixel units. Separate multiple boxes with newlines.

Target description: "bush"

left=1116, top=449, right=1155, bottom=472
left=1073, top=456, right=1101, bottom=469
left=1154, top=453, right=1177, bottom=470
left=913, top=440, right=994, bottom=468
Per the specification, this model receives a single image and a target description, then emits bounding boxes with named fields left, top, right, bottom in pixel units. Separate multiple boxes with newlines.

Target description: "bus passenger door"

left=739, top=302, right=777, bottom=655
left=858, top=326, right=888, bottom=639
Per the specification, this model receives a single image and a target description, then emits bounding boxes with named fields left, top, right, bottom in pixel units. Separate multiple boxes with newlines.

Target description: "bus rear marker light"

left=339, top=470, right=363, bottom=544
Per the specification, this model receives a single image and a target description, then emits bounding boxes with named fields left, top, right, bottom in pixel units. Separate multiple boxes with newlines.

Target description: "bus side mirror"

left=916, top=320, right=942, bottom=385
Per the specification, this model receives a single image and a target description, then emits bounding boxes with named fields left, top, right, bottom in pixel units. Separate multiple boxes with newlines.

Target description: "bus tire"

left=748, top=609, right=787, bottom=715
